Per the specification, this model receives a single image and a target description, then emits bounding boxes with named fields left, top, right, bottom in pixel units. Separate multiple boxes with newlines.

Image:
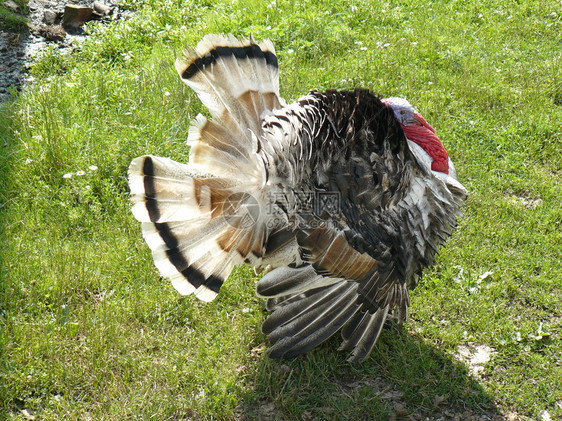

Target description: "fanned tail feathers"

left=128, top=35, right=284, bottom=301
left=176, top=33, right=284, bottom=177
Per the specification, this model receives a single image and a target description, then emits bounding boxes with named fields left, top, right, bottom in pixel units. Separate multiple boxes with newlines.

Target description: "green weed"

left=0, top=0, right=27, bottom=31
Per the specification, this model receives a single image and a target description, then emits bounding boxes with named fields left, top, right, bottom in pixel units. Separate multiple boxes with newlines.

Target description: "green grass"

left=1, top=0, right=561, bottom=419
left=0, top=0, right=28, bottom=31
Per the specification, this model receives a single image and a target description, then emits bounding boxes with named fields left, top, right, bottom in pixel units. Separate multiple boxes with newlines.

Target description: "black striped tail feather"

left=176, top=34, right=284, bottom=159
left=128, top=35, right=286, bottom=302
left=128, top=154, right=267, bottom=302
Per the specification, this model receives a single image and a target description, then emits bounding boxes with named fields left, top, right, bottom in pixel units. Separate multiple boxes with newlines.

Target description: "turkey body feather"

left=128, top=34, right=467, bottom=362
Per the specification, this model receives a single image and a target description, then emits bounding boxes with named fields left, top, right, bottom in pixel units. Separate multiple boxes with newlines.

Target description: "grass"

left=0, top=0, right=561, bottom=419
left=0, top=0, right=28, bottom=31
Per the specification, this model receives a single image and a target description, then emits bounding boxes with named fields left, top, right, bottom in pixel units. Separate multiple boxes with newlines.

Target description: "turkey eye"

left=399, top=110, right=406, bottom=115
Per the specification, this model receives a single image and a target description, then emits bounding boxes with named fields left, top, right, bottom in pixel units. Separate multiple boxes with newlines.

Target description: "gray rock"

left=93, top=1, right=113, bottom=16
left=2, top=0, right=21, bottom=13
left=43, top=10, right=58, bottom=25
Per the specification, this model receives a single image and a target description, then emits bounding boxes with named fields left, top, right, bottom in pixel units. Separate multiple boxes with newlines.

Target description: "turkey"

left=128, top=34, right=467, bottom=362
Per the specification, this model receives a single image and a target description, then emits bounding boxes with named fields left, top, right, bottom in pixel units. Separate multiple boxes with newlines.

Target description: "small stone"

left=43, top=10, right=58, bottom=25
left=93, top=1, right=113, bottom=16
left=2, top=0, right=20, bottom=13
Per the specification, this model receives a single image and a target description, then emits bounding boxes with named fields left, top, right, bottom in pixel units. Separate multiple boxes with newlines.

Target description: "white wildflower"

left=63, top=173, right=73, bottom=179
left=287, top=48, right=294, bottom=54
left=88, top=165, right=98, bottom=171
left=25, top=159, right=33, bottom=165
left=164, top=91, right=171, bottom=97
left=360, top=46, right=368, bottom=51
left=76, top=170, right=85, bottom=176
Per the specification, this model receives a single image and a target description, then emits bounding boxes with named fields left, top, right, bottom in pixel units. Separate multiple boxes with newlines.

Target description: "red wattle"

left=402, top=123, right=449, bottom=174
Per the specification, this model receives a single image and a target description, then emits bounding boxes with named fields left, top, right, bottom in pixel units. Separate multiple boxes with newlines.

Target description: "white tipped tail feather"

left=128, top=35, right=283, bottom=301
left=128, top=34, right=467, bottom=362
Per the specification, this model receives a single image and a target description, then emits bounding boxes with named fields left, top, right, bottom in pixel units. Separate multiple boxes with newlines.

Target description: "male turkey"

left=128, top=34, right=467, bottom=362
